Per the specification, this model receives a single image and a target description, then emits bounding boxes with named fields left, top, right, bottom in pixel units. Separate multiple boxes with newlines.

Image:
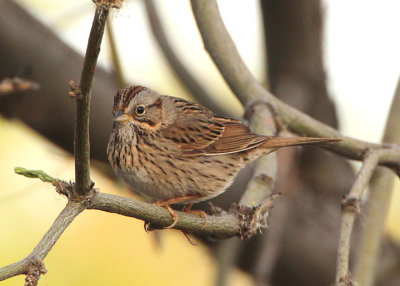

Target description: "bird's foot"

left=154, top=202, right=179, bottom=228
left=153, top=195, right=203, bottom=229
left=182, top=203, right=208, bottom=229
left=149, top=196, right=208, bottom=245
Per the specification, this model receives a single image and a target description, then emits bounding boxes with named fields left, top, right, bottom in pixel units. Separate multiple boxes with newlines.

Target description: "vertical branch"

left=74, top=6, right=109, bottom=196
left=335, top=150, right=380, bottom=285
left=355, top=77, right=400, bottom=286
left=190, top=0, right=267, bottom=107
left=240, top=104, right=277, bottom=206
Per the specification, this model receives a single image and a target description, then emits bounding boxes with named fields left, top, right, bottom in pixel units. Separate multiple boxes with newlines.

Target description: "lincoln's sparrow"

left=107, top=85, right=339, bottom=227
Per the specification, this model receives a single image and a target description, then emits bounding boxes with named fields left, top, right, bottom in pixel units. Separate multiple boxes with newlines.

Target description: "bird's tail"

left=261, top=137, right=341, bottom=149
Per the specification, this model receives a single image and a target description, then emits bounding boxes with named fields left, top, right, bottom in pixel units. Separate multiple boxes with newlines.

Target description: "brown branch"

left=335, top=150, right=380, bottom=285
left=0, top=188, right=236, bottom=280
left=0, top=170, right=247, bottom=281
left=354, top=76, right=400, bottom=286
left=144, top=0, right=230, bottom=116
left=12, top=168, right=242, bottom=238
left=74, top=5, right=109, bottom=197
left=88, top=192, right=240, bottom=238
left=189, top=0, right=400, bottom=174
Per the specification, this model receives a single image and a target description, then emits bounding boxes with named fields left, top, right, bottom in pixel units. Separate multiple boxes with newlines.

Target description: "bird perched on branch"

left=107, top=85, right=339, bottom=228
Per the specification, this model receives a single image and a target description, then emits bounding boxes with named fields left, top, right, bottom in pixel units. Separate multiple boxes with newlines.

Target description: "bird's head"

left=112, top=86, right=166, bottom=132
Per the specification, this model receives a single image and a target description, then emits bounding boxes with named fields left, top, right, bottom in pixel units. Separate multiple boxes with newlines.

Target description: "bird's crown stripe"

left=114, top=85, right=146, bottom=111
left=123, top=86, right=145, bottom=108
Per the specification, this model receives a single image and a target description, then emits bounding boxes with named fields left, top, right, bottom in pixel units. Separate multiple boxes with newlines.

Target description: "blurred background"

left=0, top=0, right=399, bottom=285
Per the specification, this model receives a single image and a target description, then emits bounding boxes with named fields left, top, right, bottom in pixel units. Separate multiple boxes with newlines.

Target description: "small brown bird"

left=107, top=85, right=339, bottom=227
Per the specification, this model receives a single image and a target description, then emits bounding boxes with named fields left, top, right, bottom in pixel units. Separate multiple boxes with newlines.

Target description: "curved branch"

left=144, top=0, right=230, bottom=116
left=189, top=0, right=400, bottom=174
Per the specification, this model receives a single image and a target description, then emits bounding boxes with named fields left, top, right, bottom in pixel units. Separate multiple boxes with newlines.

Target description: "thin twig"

left=189, top=0, right=400, bottom=174
left=335, top=150, right=380, bottom=285
left=74, top=6, right=109, bottom=197
left=14, top=167, right=56, bottom=183
left=354, top=76, right=400, bottom=286
left=0, top=202, right=85, bottom=281
left=144, top=0, right=230, bottom=116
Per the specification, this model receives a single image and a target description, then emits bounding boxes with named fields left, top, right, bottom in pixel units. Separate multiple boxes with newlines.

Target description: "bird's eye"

left=135, top=105, right=146, bottom=116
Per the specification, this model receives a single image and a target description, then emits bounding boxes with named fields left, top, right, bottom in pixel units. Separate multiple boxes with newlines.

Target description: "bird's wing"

left=161, top=101, right=225, bottom=151
left=161, top=101, right=267, bottom=156
left=200, top=116, right=267, bottom=155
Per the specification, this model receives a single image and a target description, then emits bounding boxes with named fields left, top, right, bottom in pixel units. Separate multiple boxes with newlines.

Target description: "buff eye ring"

left=135, top=105, right=146, bottom=116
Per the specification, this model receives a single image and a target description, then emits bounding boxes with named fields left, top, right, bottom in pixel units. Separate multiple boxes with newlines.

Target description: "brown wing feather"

left=201, top=116, right=267, bottom=155
left=161, top=101, right=225, bottom=151
left=161, top=97, right=271, bottom=156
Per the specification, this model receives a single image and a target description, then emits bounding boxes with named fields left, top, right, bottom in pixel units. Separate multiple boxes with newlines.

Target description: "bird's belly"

left=107, top=130, right=246, bottom=202
left=115, top=154, right=242, bottom=203
left=116, top=168, right=179, bottom=202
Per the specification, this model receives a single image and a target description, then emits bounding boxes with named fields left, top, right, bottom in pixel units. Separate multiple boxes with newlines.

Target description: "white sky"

left=15, top=0, right=400, bottom=143
left=324, top=0, right=400, bottom=142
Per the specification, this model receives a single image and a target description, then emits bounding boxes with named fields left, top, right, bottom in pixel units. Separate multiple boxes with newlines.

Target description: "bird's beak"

left=114, top=111, right=132, bottom=123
